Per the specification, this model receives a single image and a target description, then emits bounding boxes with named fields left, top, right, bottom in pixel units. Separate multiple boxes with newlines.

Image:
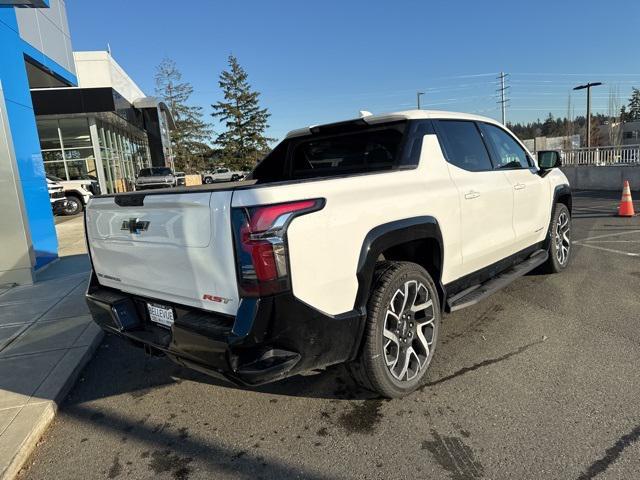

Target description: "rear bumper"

left=85, top=274, right=364, bottom=386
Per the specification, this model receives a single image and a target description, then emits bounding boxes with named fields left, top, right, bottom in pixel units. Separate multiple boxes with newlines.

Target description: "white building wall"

left=73, top=51, right=145, bottom=103
left=15, top=0, right=75, bottom=75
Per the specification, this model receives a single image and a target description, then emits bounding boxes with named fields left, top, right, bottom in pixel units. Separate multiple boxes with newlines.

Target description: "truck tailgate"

left=86, top=191, right=239, bottom=316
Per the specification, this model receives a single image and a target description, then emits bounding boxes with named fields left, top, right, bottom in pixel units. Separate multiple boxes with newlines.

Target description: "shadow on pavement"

left=66, top=401, right=341, bottom=480
left=65, top=334, right=377, bottom=404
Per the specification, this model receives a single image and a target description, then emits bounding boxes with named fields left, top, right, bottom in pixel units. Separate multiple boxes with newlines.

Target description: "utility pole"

left=573, top=82, right=603, bottom=148
left=496, top=72, right=510, bottom=124
left=416, top=91, right=424, bottom=110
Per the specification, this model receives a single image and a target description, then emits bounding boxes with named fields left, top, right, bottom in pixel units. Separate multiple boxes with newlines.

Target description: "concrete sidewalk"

left=0, top=220, right=103, bottom=480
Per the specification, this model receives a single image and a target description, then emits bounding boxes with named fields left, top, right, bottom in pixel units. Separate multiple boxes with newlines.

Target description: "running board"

left=447, top=249, right=548, bottom=312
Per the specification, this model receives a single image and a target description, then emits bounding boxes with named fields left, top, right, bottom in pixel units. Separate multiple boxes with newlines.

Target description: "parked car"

left=47, top=177, right=67, bottom=215
left=134, top=167, right=177, bottom=190
left=175, top=171, right=186, bottom=186
left=46, top=175, right=99, bottom=216
left=201, top=167, right=245, bottom=184
left=84, top=110, right=571, bottom=398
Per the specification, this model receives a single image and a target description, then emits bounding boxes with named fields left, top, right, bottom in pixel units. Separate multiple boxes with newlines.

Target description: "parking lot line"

left=573, top=243, right=640, bottom=257
left=573, top=229, right=640, bottom=257
left=574, top=229, right=640, bottom=242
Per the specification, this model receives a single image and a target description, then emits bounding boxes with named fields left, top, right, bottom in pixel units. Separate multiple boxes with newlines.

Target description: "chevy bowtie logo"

left=121, top=218, right=150, bottom=234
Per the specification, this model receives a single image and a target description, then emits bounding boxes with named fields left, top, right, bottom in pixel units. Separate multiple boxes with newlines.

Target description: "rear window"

left=251, top=120, right=430, bottom=182
left=291, top=127, right=403, bottom=178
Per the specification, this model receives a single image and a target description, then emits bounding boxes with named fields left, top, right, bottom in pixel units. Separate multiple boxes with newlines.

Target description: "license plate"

left=147, top=303, right=175, bottom=328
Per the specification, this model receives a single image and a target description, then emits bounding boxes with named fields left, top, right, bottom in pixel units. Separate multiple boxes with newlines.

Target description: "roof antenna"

left=359, top=110, right=373, bottom=118
left=107, top=43, right=112, bottom=56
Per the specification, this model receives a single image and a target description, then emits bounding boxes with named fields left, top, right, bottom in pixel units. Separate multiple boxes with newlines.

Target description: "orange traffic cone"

left=618, top=181, right=636, bottom=217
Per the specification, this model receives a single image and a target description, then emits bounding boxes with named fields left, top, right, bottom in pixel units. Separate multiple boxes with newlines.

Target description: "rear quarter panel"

left=231, top=133, right=462, bottom=316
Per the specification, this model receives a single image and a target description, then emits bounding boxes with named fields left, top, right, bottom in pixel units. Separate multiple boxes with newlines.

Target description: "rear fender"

left=355, top=216, right=445, bottom=310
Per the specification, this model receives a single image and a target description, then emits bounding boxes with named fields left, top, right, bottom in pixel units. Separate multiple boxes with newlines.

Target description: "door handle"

left=464, top=190, right=481, bottom=200
left=514, top=183, right=526, bottom=190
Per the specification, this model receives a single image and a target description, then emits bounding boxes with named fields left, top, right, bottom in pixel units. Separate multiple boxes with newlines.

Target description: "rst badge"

left=121, top=218, right=149, bottom=234
left=202, top=294, right=232, bottom=304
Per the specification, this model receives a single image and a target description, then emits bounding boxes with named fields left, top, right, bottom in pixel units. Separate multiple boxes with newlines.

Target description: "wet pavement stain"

left=424, top=339, right=544, bottom=387
left=107, top=453, right=122, bottom=479
left=422, top=429, right=484, bottom=479
left=577, top=423, right=640, bottom=480
left=316, top=427, right=329, bottom=437
left=337, top=399, right=384, bottom=434
left=148, top=449, right=193, bottom=480
left=442, top=304, right=504, bottom=346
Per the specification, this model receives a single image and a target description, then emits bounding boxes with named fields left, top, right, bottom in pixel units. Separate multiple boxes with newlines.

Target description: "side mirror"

left=537, top=150, right=562, bottom=169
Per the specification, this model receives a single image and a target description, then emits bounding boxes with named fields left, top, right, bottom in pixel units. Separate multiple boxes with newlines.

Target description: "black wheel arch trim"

left=354, top=216, right=445, bottom=311
left=543, top=184, right=572, bottom=250
left=553, top=183, right=572, bottom=213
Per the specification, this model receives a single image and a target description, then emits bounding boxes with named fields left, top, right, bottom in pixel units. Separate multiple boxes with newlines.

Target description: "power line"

left=496, top=72, right=510, bottom=124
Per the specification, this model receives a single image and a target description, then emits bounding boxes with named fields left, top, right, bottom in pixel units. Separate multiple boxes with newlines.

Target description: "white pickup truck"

left=85, top=110, right=571, bottom=398
left=47, top=175, right=99, bottom=215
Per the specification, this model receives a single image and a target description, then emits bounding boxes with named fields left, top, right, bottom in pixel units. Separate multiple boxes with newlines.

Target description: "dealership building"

left=32, top=51, right=176, bottom=194
left=0, top=1, right=174, bottom=285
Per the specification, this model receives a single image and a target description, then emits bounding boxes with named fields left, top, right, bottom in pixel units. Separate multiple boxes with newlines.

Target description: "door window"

left=436, top=121, right=493, bottom=172
left=479, top=123, right=531, bottom=169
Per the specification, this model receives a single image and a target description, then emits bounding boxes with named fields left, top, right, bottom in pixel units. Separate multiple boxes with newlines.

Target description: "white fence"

left=560, top=145, right=640, bottom=166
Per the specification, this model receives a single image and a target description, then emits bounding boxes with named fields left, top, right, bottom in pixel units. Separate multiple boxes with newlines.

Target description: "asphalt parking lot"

left=20, top=190, right=640, bottom=480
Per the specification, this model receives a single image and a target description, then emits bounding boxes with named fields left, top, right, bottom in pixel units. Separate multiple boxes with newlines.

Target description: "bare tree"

left=155, top=58, right=212, bottom=172
left=607, top=85, right=622, bottom=147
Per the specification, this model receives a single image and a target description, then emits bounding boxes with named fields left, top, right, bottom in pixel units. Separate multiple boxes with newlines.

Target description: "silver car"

left=135, top=167, right=177, bottom=190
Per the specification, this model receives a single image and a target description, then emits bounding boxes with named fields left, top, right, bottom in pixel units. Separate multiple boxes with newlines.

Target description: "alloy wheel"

left=63, top=198, right=80, bottom=216
left=555, top=211, right=570, bottom=265
left=383, top=280, right=436, bottom=382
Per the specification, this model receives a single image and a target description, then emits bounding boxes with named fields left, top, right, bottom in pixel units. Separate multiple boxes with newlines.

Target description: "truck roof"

left=285, top=109, right=504, bottom=138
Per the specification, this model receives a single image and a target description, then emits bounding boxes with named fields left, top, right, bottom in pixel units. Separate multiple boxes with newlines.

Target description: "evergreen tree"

left=626, top=87, right=640, bottom=121
left=212, top=55, right=273, bottom=168
left=620, top=106, right=630, bottom=123
left=541, top=113, right=556, bottom=136
left=155, top=58, right=212, bottom=173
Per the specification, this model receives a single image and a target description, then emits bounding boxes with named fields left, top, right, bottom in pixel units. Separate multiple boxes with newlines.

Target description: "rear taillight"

left=231, top=199, right=324, bottom=296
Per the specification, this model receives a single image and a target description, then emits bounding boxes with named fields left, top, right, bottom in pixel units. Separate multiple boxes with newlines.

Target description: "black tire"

left=542, top=203, right=571, bottom=273
left=203, top=176, right=214, bottom=184
left=63, top=195, right=83, bottom=216
left=348, top=261, right=441, bottom=398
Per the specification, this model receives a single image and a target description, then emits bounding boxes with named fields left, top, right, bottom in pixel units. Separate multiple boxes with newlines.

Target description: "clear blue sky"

left=67, top=0, right=640, bottom=142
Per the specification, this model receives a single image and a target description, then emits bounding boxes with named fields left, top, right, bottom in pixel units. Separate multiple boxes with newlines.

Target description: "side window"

left=479, top=123, right=531, bottom=169
left=435, top=120, right=493, bottom=172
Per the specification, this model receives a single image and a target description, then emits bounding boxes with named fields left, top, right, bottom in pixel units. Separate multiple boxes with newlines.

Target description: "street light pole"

left=416, top=91, right=424, bottom=110
left=573, top=82, right=603, bottom=148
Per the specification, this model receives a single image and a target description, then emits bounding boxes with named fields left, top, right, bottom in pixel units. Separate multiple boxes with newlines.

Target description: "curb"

left=0, top=326, right=104, bottom=480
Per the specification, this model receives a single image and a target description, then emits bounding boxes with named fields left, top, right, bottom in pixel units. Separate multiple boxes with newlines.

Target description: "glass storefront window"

left=86, top=158, right=97, bottom=179
left=42, top=150, right=63, bottom=161
left=37, top=119, right=61, bottom=150
left=65, top=160, right=92, bottom=180
left=58, top=118, right=91, bottom=148
left=63, top=147, right=94, bottom=161
left=37, top=114, right=153, bottom=194
left=44, top=161, right=67, bottom=179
